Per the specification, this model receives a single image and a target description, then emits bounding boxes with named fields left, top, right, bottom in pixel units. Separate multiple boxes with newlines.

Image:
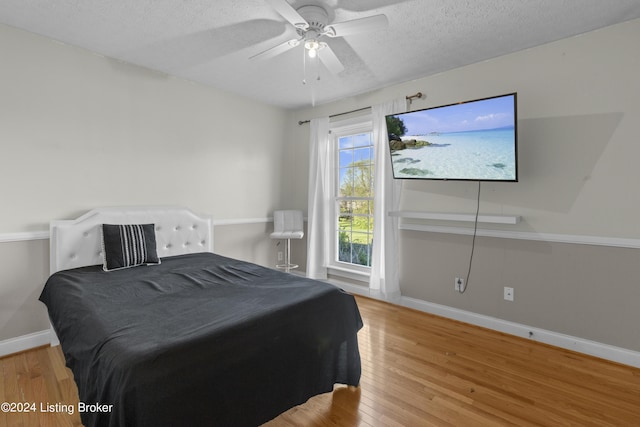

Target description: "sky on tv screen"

left=401, top=95, right=515, bottom=134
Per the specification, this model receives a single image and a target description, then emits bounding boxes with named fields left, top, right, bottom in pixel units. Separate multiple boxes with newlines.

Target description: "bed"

left=39, top=207, right=362, bottom=427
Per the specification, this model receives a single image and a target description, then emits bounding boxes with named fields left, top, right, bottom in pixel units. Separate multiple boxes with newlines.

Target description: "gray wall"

left=399, top=232, right=640, bottom=351
left=286, top=19, right=640, bottom=352
left=0, top=239, right=49, bottom=341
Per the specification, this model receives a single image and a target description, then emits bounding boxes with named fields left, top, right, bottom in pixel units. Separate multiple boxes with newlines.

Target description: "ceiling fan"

left=251, top=0, right=388, bottom=75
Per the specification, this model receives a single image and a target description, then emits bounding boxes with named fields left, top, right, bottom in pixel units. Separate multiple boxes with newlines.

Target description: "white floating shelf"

left=389, top=211, right=521, bottom=225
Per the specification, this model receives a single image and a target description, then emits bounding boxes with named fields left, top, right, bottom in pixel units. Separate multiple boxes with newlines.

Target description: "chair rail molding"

left=0, top=231, right=50, bottom=243
left=0, top=218, right=279, bottom=243
left=389, top=211, right=640, bottom=249
left=389, top=210, right=521, bottom=224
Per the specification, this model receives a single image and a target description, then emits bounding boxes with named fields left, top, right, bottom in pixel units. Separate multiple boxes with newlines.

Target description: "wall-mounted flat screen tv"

left=386, top=93, right=518, bottom=181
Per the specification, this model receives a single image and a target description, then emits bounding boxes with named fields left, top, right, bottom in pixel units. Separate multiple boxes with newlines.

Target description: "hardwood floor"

left=2, top=295, right=639, bottom=426
left=0, top=340, right=83, bottom=427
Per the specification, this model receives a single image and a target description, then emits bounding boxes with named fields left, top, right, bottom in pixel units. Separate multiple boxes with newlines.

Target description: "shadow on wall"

left=403, top=112, right=624, bottom=213
left=119, top=19, right=285, bottom=71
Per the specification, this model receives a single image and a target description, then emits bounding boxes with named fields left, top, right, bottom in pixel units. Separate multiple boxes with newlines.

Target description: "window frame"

left=328, top=117, right=374, bottom=279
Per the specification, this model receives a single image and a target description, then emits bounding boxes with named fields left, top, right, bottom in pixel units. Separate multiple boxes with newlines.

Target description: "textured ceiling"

left=1, top=0, right=640, bottom=109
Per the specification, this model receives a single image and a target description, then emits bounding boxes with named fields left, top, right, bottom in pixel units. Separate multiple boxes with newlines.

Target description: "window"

left=331, top=120, right=374, bottom=274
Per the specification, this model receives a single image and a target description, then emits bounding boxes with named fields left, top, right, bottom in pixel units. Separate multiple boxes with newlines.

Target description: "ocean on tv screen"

left=389, top=127, right=516, bottom=181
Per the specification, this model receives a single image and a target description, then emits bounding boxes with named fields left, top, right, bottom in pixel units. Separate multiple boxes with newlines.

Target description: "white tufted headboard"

left=50, top=206, right=213, bottom=274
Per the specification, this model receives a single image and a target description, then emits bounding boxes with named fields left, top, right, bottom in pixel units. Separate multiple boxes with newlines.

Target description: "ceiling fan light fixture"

left=304, top=39, right=321, bottom=58
left=304, top=39, right=320, bottom=50
left=305, top=39, right=329, bottom=59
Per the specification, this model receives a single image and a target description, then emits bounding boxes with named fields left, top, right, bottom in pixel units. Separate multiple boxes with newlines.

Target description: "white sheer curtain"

left=369, top=98, right=408, bottom=299
left=306, top=117, right=331, bottom=279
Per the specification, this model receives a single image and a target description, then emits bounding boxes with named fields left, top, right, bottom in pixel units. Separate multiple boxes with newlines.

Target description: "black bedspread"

left=40, top=252, right=362, bottom=427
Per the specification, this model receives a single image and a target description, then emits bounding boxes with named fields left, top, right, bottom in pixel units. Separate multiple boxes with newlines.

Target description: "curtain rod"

left=297, top=92, right=423, bottom=125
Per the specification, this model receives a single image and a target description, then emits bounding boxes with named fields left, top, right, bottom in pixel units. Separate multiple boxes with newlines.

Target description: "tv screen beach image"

left=386, top=94, right=517, bottom=181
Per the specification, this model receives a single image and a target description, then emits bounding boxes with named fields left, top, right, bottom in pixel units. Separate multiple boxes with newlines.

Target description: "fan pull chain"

left=302, top=48, right=307, bottom=85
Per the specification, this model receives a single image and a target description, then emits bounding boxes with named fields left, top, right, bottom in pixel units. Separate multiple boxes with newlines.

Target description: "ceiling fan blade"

left=318, top=45, right=345, bottom=74
left=264, top=0, right=309, bottom=29
left=250, top=38, right=299, bottom=60
left=324, top=14, right=388, bottom=37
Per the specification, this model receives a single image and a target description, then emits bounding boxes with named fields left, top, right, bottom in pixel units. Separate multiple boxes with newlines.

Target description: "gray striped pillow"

left=101, top=224, right=160, bottom=271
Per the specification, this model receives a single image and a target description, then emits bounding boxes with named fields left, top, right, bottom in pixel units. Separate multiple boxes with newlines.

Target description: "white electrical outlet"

left=504, top=286, right=514, bottom=301
left=277, top=251, right=283, bottom=261
left=455, top=277, right=465, bottom=292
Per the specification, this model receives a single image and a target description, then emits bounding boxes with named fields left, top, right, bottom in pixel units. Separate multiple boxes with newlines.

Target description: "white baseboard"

left=0, top=330, right=52, bottom=357
left=332, top=281, right=640, bottom=369
left=400, top=296, right=640, bottom=368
